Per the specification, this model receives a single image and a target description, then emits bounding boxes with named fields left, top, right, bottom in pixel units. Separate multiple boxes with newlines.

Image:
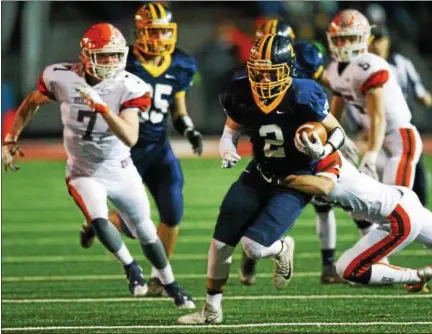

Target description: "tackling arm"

left=280, top=174, right=336, bottom=197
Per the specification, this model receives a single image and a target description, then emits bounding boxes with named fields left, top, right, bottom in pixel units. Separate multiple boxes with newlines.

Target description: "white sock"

left=369, top=263, right=422, bottom=285
left=113, top=243, right=134, bottom=266
left=151, top=266, right=159, bottom=279
left=267, top=240, right=284, bottom=258
left=316, top=210, right=336, bottom=249
left=206, top=293, right=222, bottom=311
left=157, top=264, right=175, bottom=285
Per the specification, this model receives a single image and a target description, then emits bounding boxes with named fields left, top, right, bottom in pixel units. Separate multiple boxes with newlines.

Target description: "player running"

left=177, top=34, right=346, bottom=324
left=2, top=23, right=195, bottom=308
left=79, top=3, right=202, bottom=296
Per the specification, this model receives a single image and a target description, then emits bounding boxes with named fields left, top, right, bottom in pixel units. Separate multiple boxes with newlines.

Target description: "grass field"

left=2, top=157, right=432, bottom=333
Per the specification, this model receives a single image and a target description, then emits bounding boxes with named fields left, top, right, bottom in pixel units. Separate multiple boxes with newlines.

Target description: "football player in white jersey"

left=326, top=9, right=422, bottom=190
left=311, top=9, right=424, bottom=273
left=279, top=151, right=432, bottom=291
left=2, top=23, right=195, bottom=308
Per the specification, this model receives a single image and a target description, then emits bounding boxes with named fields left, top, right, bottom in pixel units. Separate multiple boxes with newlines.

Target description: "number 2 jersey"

left=126, top=46, right=197, bottom=145
left=327, top=52, right=413, bottom=132
left=220, top=76, right=330, bottom=177
left=37, top=64, right=151, bottom=164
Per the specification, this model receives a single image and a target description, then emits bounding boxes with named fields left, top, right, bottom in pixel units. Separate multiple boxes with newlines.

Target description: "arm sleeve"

left=315, top=151, right=342, bottom=182
left=37, top=67, right=57, bottom=101
left=120, top=79, right=152, bottom=112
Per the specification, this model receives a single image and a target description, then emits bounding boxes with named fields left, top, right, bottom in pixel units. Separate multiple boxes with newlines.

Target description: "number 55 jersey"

left=37, top=63, right=151, bottom=167
left=126, top=46, right=197, bottom=145
left=327, top=52, right=423, bottom=188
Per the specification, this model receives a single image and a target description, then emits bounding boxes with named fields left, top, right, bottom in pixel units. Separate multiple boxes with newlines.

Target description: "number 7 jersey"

left=327, top=52, right=412, bottom=132
left=37, top=63, right=151, bottom=163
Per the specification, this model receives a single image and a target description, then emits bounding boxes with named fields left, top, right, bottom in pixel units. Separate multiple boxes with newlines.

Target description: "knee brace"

left=242, top=237, right=268, bottom=260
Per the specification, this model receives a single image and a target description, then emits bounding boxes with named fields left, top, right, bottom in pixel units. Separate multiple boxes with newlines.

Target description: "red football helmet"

left=80, top=23, right=129, bottom=80
left=327, top=9, right=371, bottom=62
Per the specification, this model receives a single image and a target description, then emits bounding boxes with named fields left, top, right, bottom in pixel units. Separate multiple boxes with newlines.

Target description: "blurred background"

left=2, top=0, right=432, bottom=139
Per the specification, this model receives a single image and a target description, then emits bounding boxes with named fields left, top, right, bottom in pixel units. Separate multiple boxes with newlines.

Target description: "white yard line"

left=3, top=321, right=432, bottom=331
left=2, top=249, right=429, bottom=263
left=2, top=294, right=431, bottom=304
left=2, top=272, right=319, bottom=282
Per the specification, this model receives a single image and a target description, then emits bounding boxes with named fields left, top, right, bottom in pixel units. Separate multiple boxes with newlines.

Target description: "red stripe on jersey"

left=120, top=92, right=151, bottom=112
left=37, top=74, right=57, bottom=101
left=316, top=151, right=342, bottom=178
left=360, top=70, right=389, bottom=95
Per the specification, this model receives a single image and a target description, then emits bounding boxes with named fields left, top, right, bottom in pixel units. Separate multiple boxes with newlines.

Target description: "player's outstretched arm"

left=172, top=92, right=203, bottom=156
left=2, top=90, right=51, bottom=172
left=280, top=174, right=336, bottom=197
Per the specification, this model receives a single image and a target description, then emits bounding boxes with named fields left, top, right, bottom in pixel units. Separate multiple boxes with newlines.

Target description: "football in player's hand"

left=296, top=122, right=328, bottom=144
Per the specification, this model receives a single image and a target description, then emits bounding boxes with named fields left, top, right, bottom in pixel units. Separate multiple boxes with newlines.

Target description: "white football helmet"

left=327, top=9, right=371, bottom=62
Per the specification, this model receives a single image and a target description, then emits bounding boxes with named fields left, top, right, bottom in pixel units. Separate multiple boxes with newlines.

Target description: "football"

left=295, top=121, right=328, bottom=144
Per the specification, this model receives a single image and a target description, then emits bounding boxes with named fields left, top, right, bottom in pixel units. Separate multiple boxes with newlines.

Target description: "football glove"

left=340, top=136, right=359, bottom=165
left=359, top=151, right=379, bottom=180
left=185, top=129, right=203, bottom=156
left=2, top=135, right=24, bottom=172
left=221, top=150, right=241, bottom=168
left=77, top=87, right=109, bottom=114
left=295, top=132, right=325, bottom=160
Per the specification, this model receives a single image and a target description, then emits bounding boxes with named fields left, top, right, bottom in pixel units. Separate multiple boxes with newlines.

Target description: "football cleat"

left=405, top=266, right=432, bottom=293
left=273, top=236, right=295, bottom=290
left=79, top=221, right=95, bottom=249
left=238, top=251, right=257, bottom=286
left=320, top=265, right=346, bottom=284
left=177, top=303, right=223, bottom=325
left=164, top=281, right=196, bottom=309
left=123, top=261, right=148, bottom=297
left=146, top=277, right=165, bottom=297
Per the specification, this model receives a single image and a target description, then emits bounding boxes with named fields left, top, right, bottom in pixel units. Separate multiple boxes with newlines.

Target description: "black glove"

left=185, top=129, right=203, bottom=156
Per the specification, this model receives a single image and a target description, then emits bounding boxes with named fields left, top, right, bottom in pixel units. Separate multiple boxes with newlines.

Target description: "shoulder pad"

left=120, top=71, right=151, bottom=97
left=293, top=42, right=324, bottom=80
left=353, top=53, right=390, bottom=94
left=292, top=78, right=329, bottom=121
left=172, top=48, right=197, bottom=73
left=219, top=77, right=251, bottom=123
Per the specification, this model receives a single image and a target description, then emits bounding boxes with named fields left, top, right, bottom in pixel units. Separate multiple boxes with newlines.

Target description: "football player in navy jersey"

left=79, top=3, right=203, bottom=297
left=177, top=34, right=346, bottom=324
left=235, top=19, right=345, bottom=286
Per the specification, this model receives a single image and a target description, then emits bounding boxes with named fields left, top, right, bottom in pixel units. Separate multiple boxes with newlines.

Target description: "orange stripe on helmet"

left=265, top=34, right=276, bottom=61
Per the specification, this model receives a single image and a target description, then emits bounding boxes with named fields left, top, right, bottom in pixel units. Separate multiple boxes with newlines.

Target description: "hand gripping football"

left=295, top=122, right=328, bottom=144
